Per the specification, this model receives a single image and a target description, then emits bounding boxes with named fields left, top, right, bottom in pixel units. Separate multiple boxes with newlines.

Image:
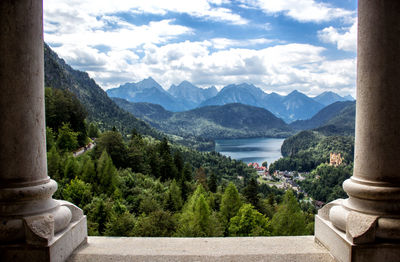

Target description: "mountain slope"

left=107, top=78, right=187, bottom=112
left=199, top=83, right=267, bottom=109
left=111, top=98, right=173, bottom=123
left=114, top=99, right=293, bottom=139
left=313, top=91, right=350, bottom=106
left=274, top=90, right=324, bottom=122
left=290, top=101, right=355, bottom=130
left=315, top=102, right=356, bottom=136
left=44, top=44, right=159, bottom=137
left=168, top=81, right=218, bottom=109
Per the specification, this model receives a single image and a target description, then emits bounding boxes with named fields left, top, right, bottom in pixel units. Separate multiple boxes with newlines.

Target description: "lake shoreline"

left=215, top=137, right=285, bottom=166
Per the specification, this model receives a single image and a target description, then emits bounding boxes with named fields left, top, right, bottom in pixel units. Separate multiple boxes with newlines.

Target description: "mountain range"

left=112, top=98, right=293, bottom=140
left=106, top=79, right=354, bottom=123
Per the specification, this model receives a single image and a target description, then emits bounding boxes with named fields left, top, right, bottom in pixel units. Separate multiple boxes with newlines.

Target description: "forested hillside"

left=113, top=98, right=293, bottom=139
left=290, top=101, right=355, bottom=131
left=46, top=87, right=315, bottom=237
left=44, top=44, right=159, bottom=137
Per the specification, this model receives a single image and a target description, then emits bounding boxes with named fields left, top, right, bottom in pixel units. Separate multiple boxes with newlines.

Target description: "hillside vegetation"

left=44, top=44, right=159, bottom=138
left=45, top=87, right=315, bottom=238
left=113, top=98, right=294, bottom=140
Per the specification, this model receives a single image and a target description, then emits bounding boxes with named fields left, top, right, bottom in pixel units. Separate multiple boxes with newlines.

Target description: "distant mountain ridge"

left=313, top=91, right=354, bottom=106
left=112, top=98, right=293, bottom=139
left=107, top=77, right=353, bottom=123
left=199, top=84, right=325, bottom=123
left=168, top=81, right=218, bottom=109
left=106, top=77, right=186, bottom=112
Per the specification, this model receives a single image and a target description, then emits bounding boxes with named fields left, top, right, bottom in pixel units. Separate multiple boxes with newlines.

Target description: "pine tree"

left=193, top=194, right=211, bottom=236
left=176, top=185, right=222, bottom=237
left=158, top=138, right=178, bottom=181
left=63, top=155, right=80, bottom=180
left=80, top=155, right=96, bottom=185
left=173, top=151, right=184, bottom=174
left=270, top=190, right=310, bottom=236
left=208, top=172, right=218, bottom=193
left=229, top=204, right=271, bottom=236
left=96, top=150, right=117, bottom=195
left=220, top=182, right=242, bottom=229
left=243, top=177, right=260, bottom=210
left=164, top=180, right=183, bottom=212
left=180, top=163, right=193, bottom=201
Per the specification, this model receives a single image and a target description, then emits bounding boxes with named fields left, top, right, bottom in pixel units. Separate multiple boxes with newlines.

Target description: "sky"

left=44, top=0, right=357, bottom=97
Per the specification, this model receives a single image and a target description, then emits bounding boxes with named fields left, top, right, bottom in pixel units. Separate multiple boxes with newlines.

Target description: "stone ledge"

left=68, top=236, right=334, bottom=262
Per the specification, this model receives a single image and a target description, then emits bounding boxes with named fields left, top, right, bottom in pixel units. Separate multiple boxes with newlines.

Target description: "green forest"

left=45, top=87, right=315, bottom=237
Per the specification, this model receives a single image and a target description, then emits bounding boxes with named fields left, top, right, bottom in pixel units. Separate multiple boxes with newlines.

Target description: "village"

left=247, top=152, right=344, bottom=209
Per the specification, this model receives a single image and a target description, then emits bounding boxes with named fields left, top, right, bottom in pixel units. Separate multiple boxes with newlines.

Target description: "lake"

left=215, top=137, right=285, bottom=166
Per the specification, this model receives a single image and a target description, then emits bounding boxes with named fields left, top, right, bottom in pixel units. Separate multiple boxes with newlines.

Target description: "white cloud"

left=210, top=38, right=273, bottom=49
left=238, top=0, right=354, bottom=23
left=318, top=21, right=357, bottom=52
left=44, top=0, right=247, bottom=25
left=43, top=0, right=356, bottom=97
left=45, top=17, right=192, bottom=51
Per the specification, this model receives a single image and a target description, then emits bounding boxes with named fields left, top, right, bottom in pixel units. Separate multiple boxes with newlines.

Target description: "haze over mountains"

left=107, top=78, right=354, bottom=123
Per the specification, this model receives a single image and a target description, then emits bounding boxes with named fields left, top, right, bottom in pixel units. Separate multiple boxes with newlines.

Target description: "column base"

left=315, top=215, right=400, bottom=262
left=0, top=215, right=87, bottom=262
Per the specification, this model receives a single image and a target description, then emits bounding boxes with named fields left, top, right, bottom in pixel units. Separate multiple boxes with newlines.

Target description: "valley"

left=43, top=43, right=356, bottom=239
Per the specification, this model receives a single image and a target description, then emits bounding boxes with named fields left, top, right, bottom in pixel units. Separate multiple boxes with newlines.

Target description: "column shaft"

left=0, top=2, right=87, bottom=260
left=0, top=0, right=48, bottom=185
left=354, top=0, right=400, bottom=184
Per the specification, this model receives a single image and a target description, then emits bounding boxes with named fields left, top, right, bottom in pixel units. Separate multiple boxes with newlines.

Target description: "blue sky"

left=44, top=0, right=357, bottom=97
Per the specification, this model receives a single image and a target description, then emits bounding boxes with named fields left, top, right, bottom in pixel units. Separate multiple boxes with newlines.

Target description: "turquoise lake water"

left=215, top=137, right=284, bottom=166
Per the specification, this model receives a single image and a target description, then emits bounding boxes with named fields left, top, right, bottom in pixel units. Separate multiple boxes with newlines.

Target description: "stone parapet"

left=69, top=236, right=333, bottom=262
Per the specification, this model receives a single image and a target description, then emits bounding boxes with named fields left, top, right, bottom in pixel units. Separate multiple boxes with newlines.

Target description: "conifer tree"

left=96, top=150, right=117, bottom=195
left=164, top=179, right=183, bottom=212
left=243, top=177, right=260, bottom=209
left=270, top=190, right=310, bottom=236
left=220, top=182, right=242, bottom=228
left=180, top=163, right=193, bottom=201
left=176, top=185, right=222, bottom=237
left=63, top=155, right=80, bottom=180
left=173, top=151, right=184, bottom=174
left=229, top=204, right=271, bottom=236
left=80, top=155, right=96, bottom=185
left=208, top=172, right=218, bottom=193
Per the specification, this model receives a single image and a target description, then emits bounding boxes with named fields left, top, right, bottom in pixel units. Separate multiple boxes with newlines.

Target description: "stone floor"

left=68, top=236, right=334, bottom=262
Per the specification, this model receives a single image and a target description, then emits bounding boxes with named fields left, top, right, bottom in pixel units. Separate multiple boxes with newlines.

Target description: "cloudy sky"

left=44, top=0, right=357, bottom=97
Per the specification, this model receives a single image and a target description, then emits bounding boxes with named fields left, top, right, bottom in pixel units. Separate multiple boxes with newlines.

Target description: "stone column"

left=0, top=0, right=87, bottom=261
left=315, top=1, right=400, bottom=261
